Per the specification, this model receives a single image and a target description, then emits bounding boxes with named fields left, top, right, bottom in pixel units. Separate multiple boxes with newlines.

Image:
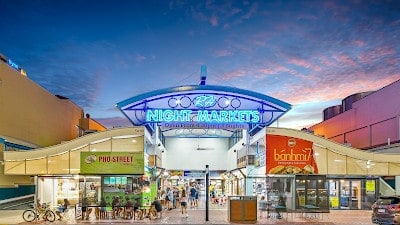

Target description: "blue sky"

left=1, top=0, right=399, bottom=129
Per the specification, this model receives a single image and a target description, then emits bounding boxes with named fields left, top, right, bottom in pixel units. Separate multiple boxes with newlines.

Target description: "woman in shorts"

left=180, top=189, right=188, bottom=217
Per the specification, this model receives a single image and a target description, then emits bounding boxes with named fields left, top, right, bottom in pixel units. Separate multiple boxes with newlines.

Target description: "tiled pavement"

left=0, top=206, right=373, bottom=225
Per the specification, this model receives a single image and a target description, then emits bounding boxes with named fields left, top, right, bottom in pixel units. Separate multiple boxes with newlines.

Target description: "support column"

left=396, top=176, right=400, bottom=195
left=245, top=166, right=254, bottom=196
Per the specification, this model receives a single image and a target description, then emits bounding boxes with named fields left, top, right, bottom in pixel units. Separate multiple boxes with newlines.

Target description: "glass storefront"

left=328, top=177, right=378, bottom=210
left=295, top=175, right=329, bottom=212
left=38, top=174, right=156, bottom=212
left=250, top=175, right=377, bottom=211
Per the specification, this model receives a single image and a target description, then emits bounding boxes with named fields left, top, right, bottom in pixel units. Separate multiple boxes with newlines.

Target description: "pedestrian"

left=124, top=197, right=134, bottom=219
left=149, top=198, right=162, bottom=219
left=189, top=185, right=197, bottom=208
left=180, top=189, right=188, bottom=217
left=112, top=196, right=121, bottom=219
left=56, top=198, right=70, bottom=220
left=99, top=197, right=107, bottom=219
left=166, top=187, right=174, bottom=210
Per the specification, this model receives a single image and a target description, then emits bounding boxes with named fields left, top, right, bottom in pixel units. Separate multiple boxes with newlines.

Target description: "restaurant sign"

left=80, top=152, right=144, bottom=174
left=266, top=134, right=318, bottom=174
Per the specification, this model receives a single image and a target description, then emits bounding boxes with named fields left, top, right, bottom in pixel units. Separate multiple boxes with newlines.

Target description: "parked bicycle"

left=22, top=203, right=56, bottom=222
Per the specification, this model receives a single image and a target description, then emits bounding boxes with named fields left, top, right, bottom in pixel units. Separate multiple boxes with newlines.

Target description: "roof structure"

left=116, top=84, right=291, bottom=137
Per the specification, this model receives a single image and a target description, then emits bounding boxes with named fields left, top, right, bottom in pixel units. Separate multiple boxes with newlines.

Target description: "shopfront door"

left=329, top=180, right=340, bottom=209
left=338, top=179, right=361, bottom=209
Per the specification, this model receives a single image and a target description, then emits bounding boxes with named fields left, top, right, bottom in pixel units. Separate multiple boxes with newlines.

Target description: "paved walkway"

left=0, top=207, right=373, bottom=225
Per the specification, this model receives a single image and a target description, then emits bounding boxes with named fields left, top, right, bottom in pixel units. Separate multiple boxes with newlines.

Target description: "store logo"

left=194, top=95, right=215, bottom=108
left=288, top=138, right=296, bottom=147
left=85, top=154, right=96, bottom=164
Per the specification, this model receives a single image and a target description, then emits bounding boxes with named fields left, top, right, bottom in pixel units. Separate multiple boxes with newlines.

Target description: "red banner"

left=266, top=134, right=318, bottom=174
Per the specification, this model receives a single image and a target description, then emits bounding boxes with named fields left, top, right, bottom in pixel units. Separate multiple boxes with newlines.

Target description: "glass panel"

left=295, top=175, right=329, bottom=212
left=327, top=151, right=346, bottom=174
left=364, top=179, right=377, bottom=209
left=329, top=180, right=340, bottom=209
left=90, top=139, right=110, bottom=152
left=57, top=178, right=79, bottom=205
left=351, top=181, right=361, bottom=209
left=265, top=177, right=293, bottom=210
left=347, top=158, right=367, bottom=175
left=112, top=137, right=144, bottom=152
left=340, top=180, right=351, bottom=209
left=70, top=150, right=81, bottom=174
left=4, top=161, right=25, bottom=174
left=26, top=158, right=47, bottom=174
left=48, top=152, right=69, bottom=174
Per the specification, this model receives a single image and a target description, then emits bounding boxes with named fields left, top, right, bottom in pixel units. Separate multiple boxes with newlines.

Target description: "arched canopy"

left=116, top=85, right=291, bottom=136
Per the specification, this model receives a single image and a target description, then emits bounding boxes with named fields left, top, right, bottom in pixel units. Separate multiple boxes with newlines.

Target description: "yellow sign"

left=330, top=196, right=339, bottom=208
left=366, top=180, right=376, bottom=194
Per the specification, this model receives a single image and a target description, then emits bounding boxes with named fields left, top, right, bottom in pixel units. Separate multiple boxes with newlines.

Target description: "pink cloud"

left=219, top=69, right=247, bottom=80
left=288, top=58, right=322, bottom=71
left=358, top=46, right=397, bottom=64
left=210, top=15, right=218, bottom=26
left=332, top=54, right=356, bottom=66
left=352, top=40, right=365, bottom=47
left=275, top=75, right=399, bottom=105
left=213, top=49, right=233, bottom=57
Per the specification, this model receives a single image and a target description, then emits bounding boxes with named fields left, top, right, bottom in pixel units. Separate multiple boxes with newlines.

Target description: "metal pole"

left=205, top=165, right=209, bottom=221
left=34, top=176, right=38, bottom=222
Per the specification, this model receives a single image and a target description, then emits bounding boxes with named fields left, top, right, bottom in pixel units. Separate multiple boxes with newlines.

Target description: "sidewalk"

left=0, top=208, right=372, bottom=225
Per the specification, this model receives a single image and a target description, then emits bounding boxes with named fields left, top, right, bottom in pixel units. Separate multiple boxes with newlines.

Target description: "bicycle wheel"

left=44, top=210, right=56, bottom=222
left=22, top=209, right=37, bottom=222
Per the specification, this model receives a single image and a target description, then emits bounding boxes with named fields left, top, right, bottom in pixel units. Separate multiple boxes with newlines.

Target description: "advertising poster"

left=266, top=134, right=318, bottom=174
left=80, top=152, right=144, bottom=174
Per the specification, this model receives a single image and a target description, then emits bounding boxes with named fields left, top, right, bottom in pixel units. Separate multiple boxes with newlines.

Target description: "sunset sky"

left=1, top=0, right=399, bottom=129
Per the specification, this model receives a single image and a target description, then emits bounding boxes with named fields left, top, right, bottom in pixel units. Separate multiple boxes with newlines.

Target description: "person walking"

left=180, top=189, right=188, bottom=217
left=189, top=185, right=197, bottom=208
left=166, top=187, right=174, bottom=210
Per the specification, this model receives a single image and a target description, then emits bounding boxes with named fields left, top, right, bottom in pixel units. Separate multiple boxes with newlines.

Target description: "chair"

left=99, top=207, right=107, bottom=219
left=60, top=206, right=75, bottom=221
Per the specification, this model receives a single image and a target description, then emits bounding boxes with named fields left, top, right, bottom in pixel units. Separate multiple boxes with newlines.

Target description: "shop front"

left=327, top=176, right=379, bottom=210
left=248, top=130, right=386, bottom=211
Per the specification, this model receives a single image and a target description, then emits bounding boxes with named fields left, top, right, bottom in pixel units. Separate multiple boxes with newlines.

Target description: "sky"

left=1, top=0, right=399, bottom=129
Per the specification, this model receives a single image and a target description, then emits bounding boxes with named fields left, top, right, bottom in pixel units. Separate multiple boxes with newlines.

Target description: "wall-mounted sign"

left=366, top=180, right=376, bottom=194
left=266, top=134, right=318, bottom=175
left=80, top=152, right=144, bottom=174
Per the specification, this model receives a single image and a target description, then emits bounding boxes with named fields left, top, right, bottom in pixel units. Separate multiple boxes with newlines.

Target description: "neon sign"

left=146, top=109, right=260, bottom=123
left=7, top=59, right=20, bottom=71
left=194, top=95, right=215, bottom=107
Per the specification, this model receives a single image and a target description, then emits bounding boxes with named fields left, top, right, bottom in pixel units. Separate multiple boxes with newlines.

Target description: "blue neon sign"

left=194, top=95, right=215, bottom=107
left=7, top=59, right=20, bottom=71
left=146, top=109, right=260, bottom=123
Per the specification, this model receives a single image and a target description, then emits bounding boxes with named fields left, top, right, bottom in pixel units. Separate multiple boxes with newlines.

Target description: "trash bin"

left=228, top=196, right=257, bottom=222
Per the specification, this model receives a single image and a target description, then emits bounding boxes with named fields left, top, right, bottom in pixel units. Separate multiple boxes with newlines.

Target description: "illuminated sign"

left=146, top=109, right=260, bottom=123
left=7, top=59, right=20, bottom=71
left=194, top=95, right=215, bottom=107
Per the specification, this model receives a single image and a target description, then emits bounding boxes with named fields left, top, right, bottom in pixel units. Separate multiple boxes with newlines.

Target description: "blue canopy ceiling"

left=116, top=84, right=291, bottom=137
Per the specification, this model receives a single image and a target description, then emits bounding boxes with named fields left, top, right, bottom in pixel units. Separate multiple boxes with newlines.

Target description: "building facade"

left=0, top=54, right=106, bottom=202
left=310, top=79, right=400, bottom=150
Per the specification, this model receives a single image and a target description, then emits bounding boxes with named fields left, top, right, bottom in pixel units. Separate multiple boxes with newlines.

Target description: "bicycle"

left=22, top=204, right=56, bottom=222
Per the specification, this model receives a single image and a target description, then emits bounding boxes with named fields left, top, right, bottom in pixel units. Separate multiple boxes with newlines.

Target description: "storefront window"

left=102, top=176, right=143, bottom=207
left=329, top=180, right=340, bottom=209
left=80, top=177, right=101, bottom=206
left=295, top=175, right=329, bottom=212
